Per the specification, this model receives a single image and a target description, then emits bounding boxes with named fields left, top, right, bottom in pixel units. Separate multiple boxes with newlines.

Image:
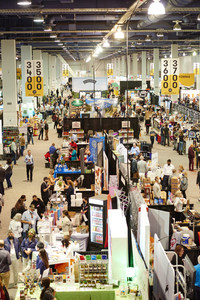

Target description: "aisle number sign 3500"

left=161, top=58, right=179, bottom=95
left=25, top=60, right=44, bottom=97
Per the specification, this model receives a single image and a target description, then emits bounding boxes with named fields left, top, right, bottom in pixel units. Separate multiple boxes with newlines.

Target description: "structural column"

left=196, top=54, right=200, bottom=90
left=132, top=53, right=138, bottom=80
left=142, top=51, right=147, bottom=90
left=153, top=48, right=159, bottom=95
left=1, top=40, right=18, bottom=128
left=21, top=45, right=32, bottom=104
left=48, top=55, right=56, bottom=93
left=42, top=52, right=49, bottom=96
left=56, top=56, right=62, bottom=92
left=171, top=44, right=178, bottom=102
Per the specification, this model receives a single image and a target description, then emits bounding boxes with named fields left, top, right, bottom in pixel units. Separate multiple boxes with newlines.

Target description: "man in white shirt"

left=162, top=159, right=175, bottom=191
left=21, top=204, right=40, bottom=237
left=10, top=139, right=17, bottom=165
left=4, top=230, right=20, bottom=287
left=24, top=150, right=34, bottom=182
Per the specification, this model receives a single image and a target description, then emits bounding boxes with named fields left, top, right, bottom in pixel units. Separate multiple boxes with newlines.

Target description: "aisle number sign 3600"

left=161, top=58, right=179, bottom=95
left=25, top=60, right=44, bottom=97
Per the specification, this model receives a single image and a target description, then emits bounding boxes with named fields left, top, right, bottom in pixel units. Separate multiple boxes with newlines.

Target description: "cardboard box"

left=76, top=225, right=89, bottom=233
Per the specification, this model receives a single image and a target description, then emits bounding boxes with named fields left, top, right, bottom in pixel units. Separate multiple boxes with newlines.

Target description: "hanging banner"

left=62, top=64, right=69, bottom=77
left=179, top=73, right=195, bottom=87
left=107, top=63, right=113, bottom=76
left=17, top=68, right=22, bottom=80
left=161, top=58, right=179, bottom=95
left=150, top=63, right=154, bottom=76
left=95, top=166, right=102, bottom=195
left=193, top=62, right=200, bottom=75
left=25, top=60, right=43, bottom=97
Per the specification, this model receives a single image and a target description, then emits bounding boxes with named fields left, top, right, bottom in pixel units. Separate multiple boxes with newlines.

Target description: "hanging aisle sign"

left=193, top=62, right=200, bottom=75
left=150, top=63, right=154, bottom=76
left=161, top=58, right=179, bottom=95
left=62, top=64, right=69, bottom=77
left=25, top=60, right=43, bottom=97
left=107, top=63, right=113, bottom=76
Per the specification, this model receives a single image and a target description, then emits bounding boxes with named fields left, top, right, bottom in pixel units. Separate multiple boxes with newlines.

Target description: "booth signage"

left=25, top=60, right=43, bottom=97
left=17, top=68, right=22, bottom=80
left=107, top=63, right=113, bottom=76
left=122, top=121, right=130, bottom=128
left=62, top=63, right=69, bottom=77
left=179, top=73, right=195, bottom=87
left=72, top=121, right=81, bottom=129
left=161, top=58, right=179, bottom=95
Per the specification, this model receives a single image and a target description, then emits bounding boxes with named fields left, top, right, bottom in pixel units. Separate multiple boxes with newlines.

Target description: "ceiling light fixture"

left=86, top=56, right=91, bottom=63
left=114, top=26, right=124, bottom=39
left=193, top=51, right=197, bottom=56
left=50, top=34, right=57, bottom=38
left=55, top=39, right=60, bottom=43
left=183, top=52, right=186, bottom=56
left=95, top=45, right=103, bottom=54
left=92, top=52, right=98, bottom=58
left=103, top=39, right=110, bottom=48
left=58, top=43, right=63, bottom=46
left=157, top=32, right=164, bottom=37
left=197, top=14, right=200, bottom=21
left=173, top=20, right=182, bottom=31
left=148, top=0, right=165, bottom=15
left=145, top=35, right=151, bottom=42
left=17, top=1, right=32, bottom=5
left=44, top=25, right=52, bottom=32
left=33, top=15, right=44, bottom=23
left=137, top=41, right=142, bottom=45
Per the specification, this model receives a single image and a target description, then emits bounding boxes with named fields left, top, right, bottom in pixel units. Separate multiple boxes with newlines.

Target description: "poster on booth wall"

left=89, top=137, right=105, bottom=164
left=103, top=152, right=109, bottom=191
left=25, top=60, right=43, bottom=97
left=161, top=58, right=179, bottom=95
left=95, top=166, right=102, bottom=195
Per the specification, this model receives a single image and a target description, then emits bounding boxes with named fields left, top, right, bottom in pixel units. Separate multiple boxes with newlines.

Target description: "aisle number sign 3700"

left=25, top=60, right=44, bottom=97
left=161, top=58, right=179, bottom=95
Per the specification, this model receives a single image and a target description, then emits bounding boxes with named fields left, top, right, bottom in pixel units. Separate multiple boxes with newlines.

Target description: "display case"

left=89, top=194, right=108, bottom=248
left=3, top=127, right=19, bottom=156
left=63, top=129, right=85, bottom=140
left=79, top=253, right=108, bottom=288
left=118, top=128, right=134, bottom=144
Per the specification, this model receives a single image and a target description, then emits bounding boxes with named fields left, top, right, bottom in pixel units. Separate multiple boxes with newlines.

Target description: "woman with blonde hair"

left=180, top=171, right=188, bottom=199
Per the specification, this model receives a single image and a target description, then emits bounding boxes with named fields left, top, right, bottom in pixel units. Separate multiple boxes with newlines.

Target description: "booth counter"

left=15, top=283, right=115, bottom=300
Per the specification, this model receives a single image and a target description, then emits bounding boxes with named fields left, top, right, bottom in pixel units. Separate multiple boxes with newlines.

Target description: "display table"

left=15, top=283, right=115, bottom=300
left=54, top=165, right=81, bottom=178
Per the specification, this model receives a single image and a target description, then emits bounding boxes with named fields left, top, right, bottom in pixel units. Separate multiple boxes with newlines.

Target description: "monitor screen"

left=183, top=254, right=196, bottom=299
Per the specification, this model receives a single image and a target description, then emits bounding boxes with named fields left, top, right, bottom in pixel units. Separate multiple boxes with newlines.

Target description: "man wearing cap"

left=0, top=240, right=11, bottom=290
left=21, top=204, right=40, bottom=237
left=4, top=230, right=20, bottom=287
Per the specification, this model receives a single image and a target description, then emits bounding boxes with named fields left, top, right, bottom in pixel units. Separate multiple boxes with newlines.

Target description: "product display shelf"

left=79, top=254, right=109, bottom=288
left=3, top=127, right=19, bottom=155
left=118, top=128, right=134, bottom=144
left=63, top=129, right=85, bottom=139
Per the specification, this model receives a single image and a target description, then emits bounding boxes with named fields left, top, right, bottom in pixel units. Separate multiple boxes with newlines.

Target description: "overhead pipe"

left=137, top=0, right=193, bottom=29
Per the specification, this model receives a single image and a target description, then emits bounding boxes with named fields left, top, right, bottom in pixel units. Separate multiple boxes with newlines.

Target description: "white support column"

left=1, top=40, right=18, bottom=128
left=56, top=56, right=61, bottom=92
left=21, top=45, right=32, bottom=104
left=128, top=55, right=132, bottom=77
left=195, top=54, right=200, bottom=90
left=33, top=50, right=42, bottom=105
left=154, top=48, right=159, bottom=95
left=113, top=58, right=117, bottom=76
left=121, top=56, right=126, bottom=77
left=171, top=44, right=178, bottom=102
left=132, top=53, right=138, bottom=80
left=42, top=52, right=49, bottom=96
left=116, top=57, right=120, bottom=77
left=142, top=51, right=147, bottom=90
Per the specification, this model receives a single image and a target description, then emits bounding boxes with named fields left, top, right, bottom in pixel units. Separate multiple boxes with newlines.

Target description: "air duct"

left=137, top=0, right=193, bottom=29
